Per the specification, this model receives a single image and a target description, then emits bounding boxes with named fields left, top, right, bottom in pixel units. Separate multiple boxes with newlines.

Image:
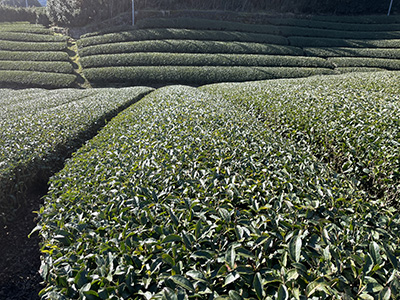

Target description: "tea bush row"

left=267, top=17, right=400, bottom=31
left=80, top=53, right=331, bottom=69
left=83, top=66, right=334, bottom=86
left=304, top=47, right=400, bottom=59
left=202, top=71, right=400, bottom=208
left=0, top=71, right=76, bottom=89
left=328, top=57, right=400, bottom=70
left=0, top=50, right=69, bottom=62
left=135, top=17, right=280, bottom=35
left=77, top=28, right=288, bottom=48
left=281, top=26, right=400, bottom=39
left=0, top=31, right=68, bottom=43
left=37, top=85, right=400, bottom=299
left=289, top=36, right=400, bottom=48
left=0, top=60, right=74, bottom=74
left=78, top=39, right=302, bottom=57
left=0, top=40, right=67, bottom=51
left=0, top=22, right=51, bottom=34
left=0, top=86, right=153, bottom=223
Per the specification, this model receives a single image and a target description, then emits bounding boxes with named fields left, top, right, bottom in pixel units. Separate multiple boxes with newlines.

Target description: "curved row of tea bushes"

left=83, top=66, right=335, bottom=86
left=0, top=22, right=52, bottom=34
left=281, top=26, right=400, bottom=39
left=77, top=28, right=288, bottom=48
left=0, top=71, right=76, bottom=88
left=135, top=17, right=281, bottom=35
left=0, top=50, right=69, bottom=61
left=304, top=47, right=400, bottom=59
left=0, top=40, right=67, bottom=52
left=0, top=60, right=74, bottom=73
left=0, top=31, right=68, bottom=42
left=38, top=85, right=400, bottom=299
left=289, top=36, right=400, bottom=48
left=267, top=16, right=400, bottom=31
left=80, top=53, right=332, bottom=69
left=202, top=71, right=400, bottom=208
left=0, top=86, right=153, bottom=223
left=0, top=22, right=74, bottom=88
left=328, top=57, right=400, bottom=70
left=78, top=39, right=302, bottom=57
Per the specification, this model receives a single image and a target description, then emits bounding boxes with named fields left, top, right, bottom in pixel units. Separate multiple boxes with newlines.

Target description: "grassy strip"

left=0, top=60, right=74, bottom=73
left=80, top=53, right=332, bottom=68
left=0, top=71, right=76, bottom=89
left=135, top=17, right=281, bottom=35
left=0, top=50, right=69, bottom=61
left=329, top=57, right=400, bottom=70
left=289, top=36, right=400, bottom=48
left=0, top=40, right=67, bottom=51
left=279, top=26, right=400, bottom=39
left=83, top=66, right=335, bottom=86
left=78, top=28, right=288, bottom=48
left=78, top=39, right=303, bottom=57
left=0, top=22, right=51, bottom=34
left=0, top=31, right=68, bottom=42
left=304, top=47, right=400, bottom=59
left=202, top=71, right=400, bottom=207
left=38, top=85, right=400, bottom=299
left=267, top=17, right=400, bottom=31
left=0, top=86, right=154, bottom=223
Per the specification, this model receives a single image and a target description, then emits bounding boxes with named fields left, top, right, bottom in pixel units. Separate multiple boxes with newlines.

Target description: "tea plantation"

left=0, top=22, right=76, bottom=88
left=0, top=13, right=400, bottom=300
left=77, top=14, right=400, bottom=86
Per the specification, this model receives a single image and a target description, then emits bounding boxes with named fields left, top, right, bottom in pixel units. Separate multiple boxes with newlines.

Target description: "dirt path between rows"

left=0, top=192, right=45, bottom=300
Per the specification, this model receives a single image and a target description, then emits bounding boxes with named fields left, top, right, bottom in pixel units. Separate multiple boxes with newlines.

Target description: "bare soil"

left=0, top=193, right=45, bottom=300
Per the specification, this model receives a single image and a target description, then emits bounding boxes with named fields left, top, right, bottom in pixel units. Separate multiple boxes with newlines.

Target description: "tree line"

left=43, top=0, right=400, bottom=27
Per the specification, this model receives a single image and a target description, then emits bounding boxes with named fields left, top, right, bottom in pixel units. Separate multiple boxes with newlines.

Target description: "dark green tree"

left=47, top=0, right=131, bottom=27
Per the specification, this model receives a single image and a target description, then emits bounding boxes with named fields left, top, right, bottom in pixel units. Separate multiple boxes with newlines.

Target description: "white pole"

left=25, top=0, right=28, bottom=7
left=132, top=0, right=135, bottom=25
left=388, top=0, right=394, bottom=16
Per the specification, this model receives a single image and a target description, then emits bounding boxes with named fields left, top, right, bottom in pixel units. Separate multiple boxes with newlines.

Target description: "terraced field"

left=77, top=15, right=400, bottom=86
left=1, top=13, right=400, bottom=300
left=0, top=22, right=76, bottom=88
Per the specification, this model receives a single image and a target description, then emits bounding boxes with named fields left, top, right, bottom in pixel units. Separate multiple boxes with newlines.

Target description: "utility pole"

left=26, top=0, right=28, bottom=7
left=132, top=0, right=135, bottom=25
left=388, top=0, right=394, bottom=16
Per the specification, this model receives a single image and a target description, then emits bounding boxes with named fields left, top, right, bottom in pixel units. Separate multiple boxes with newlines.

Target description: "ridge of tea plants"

left=201, top=71, right=400, bottom=208
left=37, top=84, right=400, bottom=299
left=77, top=14, right=400, bottom=86
left=0, top=86, right=153, bottom=223
left=0, top=22, right=76, bottom=88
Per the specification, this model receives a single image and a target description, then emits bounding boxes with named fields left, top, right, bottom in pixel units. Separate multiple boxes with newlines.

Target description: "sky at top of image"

left=38, top=0, right=46, bottom=6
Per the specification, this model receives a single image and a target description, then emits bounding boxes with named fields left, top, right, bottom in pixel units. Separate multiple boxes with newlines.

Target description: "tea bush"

left=0, top=86, right=153, bottom=222
left=135, top=17, right=280, bottom=35
left=78, top=40, right=303, bottom=57
left=0, top=71, right=76, bottom=88
left=0, top=31, right=68, bottom=42
left=304, top=47, right=400, bottom=59
left=0, top=50, right=69, bottom=61
left=80, top=53, right=331, bottom=69
left=0, top=60, right=74, bottom=73
left=202, top=71, right=400, bottom=208
left=0, top=40, right=67, bottom=51
left=38, top=85, right=400, bottom=299
left=77, top=28, right=288, bottom=48
left=328, top=57, right=400, bottom=70
left=83, top=66, right=334, bottom=86
left=289, top=37, right=400, bottom=48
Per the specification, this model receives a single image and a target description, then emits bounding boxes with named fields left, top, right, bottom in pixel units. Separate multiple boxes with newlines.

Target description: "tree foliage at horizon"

left=46, top=0, right=399, bottom=27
